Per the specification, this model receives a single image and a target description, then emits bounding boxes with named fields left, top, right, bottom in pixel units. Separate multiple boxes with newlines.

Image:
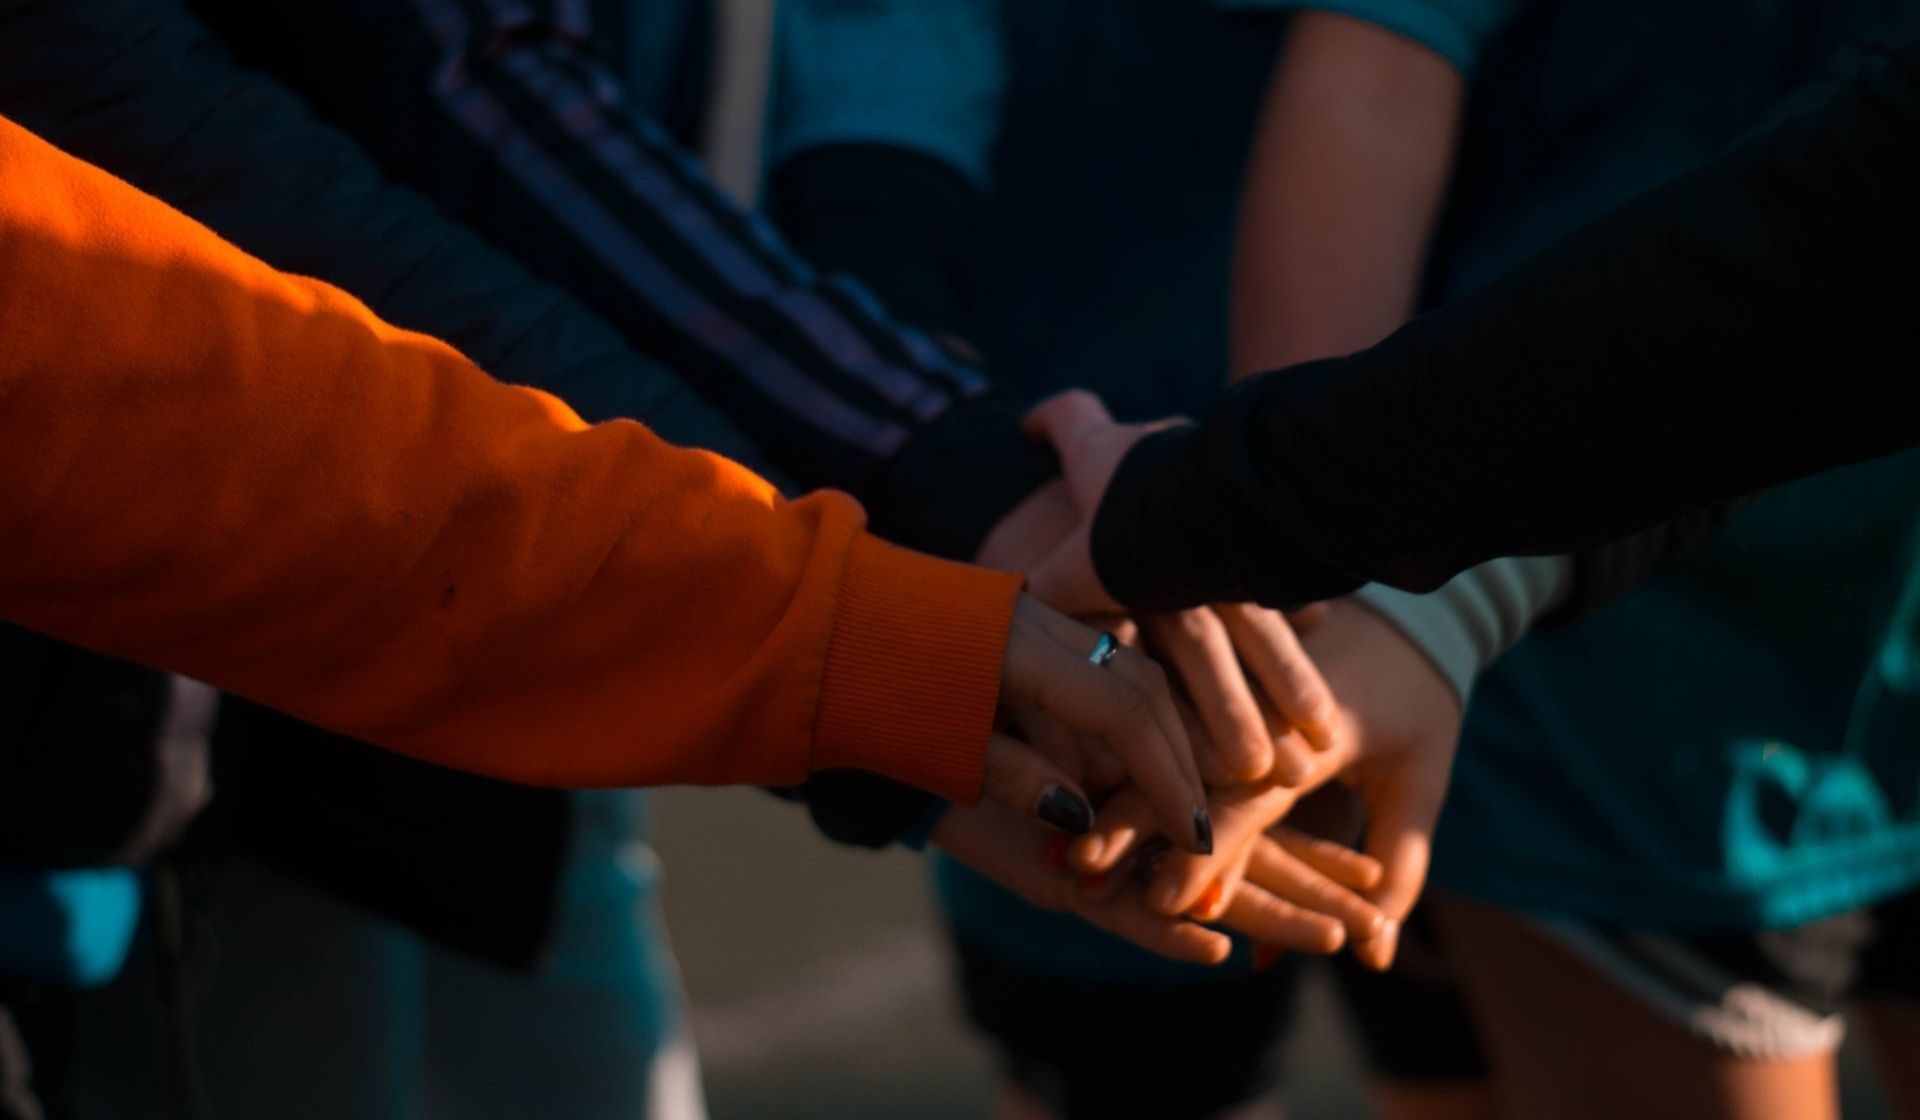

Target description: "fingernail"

left=1252, top=945, right=1285, bottom=974
left=1077, top=871, right=1109, bottom=891
left=1189, top=880, right=1223, bottom=920
left=1044, top=833, right=1071, bottom=870
left=1192, top=807, right=1214, bottom=855
left=1037, top=785, right=1093, bottom=834
left=1149, top=874, right=1182, bottom=915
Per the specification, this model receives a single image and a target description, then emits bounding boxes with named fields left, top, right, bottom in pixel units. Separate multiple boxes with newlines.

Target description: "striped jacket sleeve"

left=185, top=0, right=1003, bottom=500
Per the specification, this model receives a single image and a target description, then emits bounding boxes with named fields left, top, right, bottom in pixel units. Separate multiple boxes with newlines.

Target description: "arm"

left=1088, top=24, right=1920, bottom=610
left=0, top=112, right=1015, bottom=801
left=1229, top=10, right=1465, bottom=377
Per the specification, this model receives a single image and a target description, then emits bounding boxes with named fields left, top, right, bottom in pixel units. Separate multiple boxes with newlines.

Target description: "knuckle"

left=1172, top=609, right=1217, bottom=640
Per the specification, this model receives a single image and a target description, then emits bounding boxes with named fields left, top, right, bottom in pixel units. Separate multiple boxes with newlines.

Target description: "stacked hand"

left=937, top=390, right=1464, bottom=972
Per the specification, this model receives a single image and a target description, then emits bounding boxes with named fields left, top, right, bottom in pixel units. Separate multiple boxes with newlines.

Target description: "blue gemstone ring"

left=1088, top=631, right=1120, bottom=668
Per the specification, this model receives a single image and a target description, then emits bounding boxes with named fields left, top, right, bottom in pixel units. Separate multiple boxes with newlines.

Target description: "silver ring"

left=1088, top=631, right=1120, bottom=667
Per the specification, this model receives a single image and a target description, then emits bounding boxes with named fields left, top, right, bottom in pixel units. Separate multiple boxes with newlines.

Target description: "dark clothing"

left=0, top=628, right=167, bottom=866
left=1093, top=25, right=1920, bottom=611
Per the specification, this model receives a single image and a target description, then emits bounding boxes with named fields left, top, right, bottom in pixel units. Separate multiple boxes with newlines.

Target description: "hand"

left=1018, top=390, right=1175, bottom=615
left=1142, top=603, right=1335, bottom=786
left=990, top=421, right=1337, bottom=788
left=993, top=594, right=1213, bottom=854
left=929, top=800, right=1232, bottom=965
left=1069, top=598, right=1462, bottom=970
left=930, top=797, right=1383, bottom=964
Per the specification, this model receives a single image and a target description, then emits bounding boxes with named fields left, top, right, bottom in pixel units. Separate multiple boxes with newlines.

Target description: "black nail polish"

left=1192, top=807, right=1214, bottom=855
left=1037, top=785, right=1093, bottom=834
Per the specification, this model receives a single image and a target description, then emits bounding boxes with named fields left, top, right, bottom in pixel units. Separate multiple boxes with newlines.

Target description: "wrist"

left=1350, top=555, right=1572, bottom=702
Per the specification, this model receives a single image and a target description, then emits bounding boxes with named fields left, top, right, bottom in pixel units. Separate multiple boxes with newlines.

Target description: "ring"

left=1088, top=631, right=1120, bottom=668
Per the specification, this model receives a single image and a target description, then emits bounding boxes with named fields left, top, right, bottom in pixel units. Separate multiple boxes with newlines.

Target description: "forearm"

left=1094, top=26, right=1920, bottom=609
left=0, top=114, right=1016, bottom=801
left=1230, top=11, right=1464, bottom=376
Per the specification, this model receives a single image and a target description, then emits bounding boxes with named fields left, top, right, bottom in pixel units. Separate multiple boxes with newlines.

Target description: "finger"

left=1013, top=712, right=1086, bottom=786
left=1266, top=726, right=1318, bottom=791
left=1021, top=390, right=1118, bottom=507
left=1142, top=784, right=1299, bottom=916
left=1079, top=737, right=1128, bottom=791
left=1216, top=603, right=1337, bottom=755
left=929, top=805, right=1196, bottom=969
left=1146, top=610, right=1273, bottom=784
left=1352, top=762, right=1450, bottom=972
left=1270, top=825, right=1384, bottom=892
left=1186, top=841, right=1254, bottom=924
left=1104, top=643, right=1211, bottom=852
left=1012, top=608, right=1209, bottom=852
left=982, top=734, right=1094, bottom=835
left=1216, top=882, right=1346, bottom=955
left=1171, top=693, right=1238, bottom=789
left=1074, top=895, right=1234, bottom=966
left=1070, top=784, right=1154, bottom=872
left=1246, top=838, right=1388, bottom=942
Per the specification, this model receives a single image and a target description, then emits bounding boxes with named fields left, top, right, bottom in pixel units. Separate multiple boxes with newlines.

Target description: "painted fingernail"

left=1149, top=874, right=1182, bottom=915
left=1043, top=832, right=1071, bottom=870
left=1037, top=785, right=1093, bottom=834
left=1192, top=807, right=1214, bottom=855
left=1252, top=945, right=1285, bottom=974
left=1190, top=880, right=1224, bottom=920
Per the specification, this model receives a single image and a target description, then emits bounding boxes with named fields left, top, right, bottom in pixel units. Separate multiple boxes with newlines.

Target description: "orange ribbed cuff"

left=811, top=532, right=1022, bottom=804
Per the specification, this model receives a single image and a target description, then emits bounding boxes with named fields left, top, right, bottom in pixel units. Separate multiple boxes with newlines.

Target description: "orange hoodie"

left=0, top=113, right=1020, bottom=803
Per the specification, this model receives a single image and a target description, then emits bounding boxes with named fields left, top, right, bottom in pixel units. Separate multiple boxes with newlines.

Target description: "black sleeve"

left=1093, top=26, right=1920, bottom=611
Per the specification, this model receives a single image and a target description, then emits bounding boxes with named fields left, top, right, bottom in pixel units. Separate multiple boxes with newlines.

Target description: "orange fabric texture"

left=0, top=113, right=1018, bottom=802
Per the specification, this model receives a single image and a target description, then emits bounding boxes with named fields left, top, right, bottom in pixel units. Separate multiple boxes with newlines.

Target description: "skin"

left=1432, top=895, right=1840, bottom=1120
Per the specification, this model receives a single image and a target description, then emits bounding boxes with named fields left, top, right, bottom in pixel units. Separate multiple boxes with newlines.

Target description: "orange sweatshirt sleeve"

left=0, top=113, right=1019, bottom=803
